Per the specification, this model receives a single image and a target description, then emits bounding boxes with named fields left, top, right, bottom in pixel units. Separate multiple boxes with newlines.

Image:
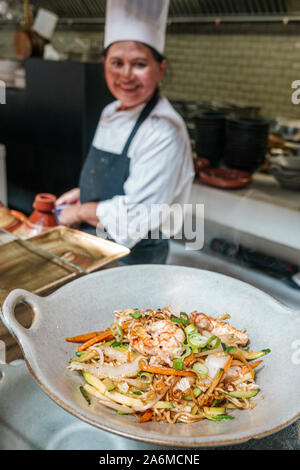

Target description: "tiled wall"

left=163, top=23, right=300, bottom=119
left=1, top=22, right=300, bottom=118
left=0, top=28, right=14, bottom=58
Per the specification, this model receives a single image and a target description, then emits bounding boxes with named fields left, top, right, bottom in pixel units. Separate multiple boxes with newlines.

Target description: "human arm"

left=56, top=187, right=80, bottom=206
left=59, top=202, right=99, bottom=227
left=56, top=188, right=99, bottom=227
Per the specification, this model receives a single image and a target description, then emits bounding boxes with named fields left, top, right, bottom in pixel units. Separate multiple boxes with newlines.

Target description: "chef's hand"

left=59, top=202, right=99, bottom=228
left=56, top=188, right=80, bottom=206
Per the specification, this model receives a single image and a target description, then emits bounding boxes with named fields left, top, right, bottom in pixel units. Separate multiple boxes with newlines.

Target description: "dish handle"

left=1, top=289, right=43, bottom=341
left=0, top=363, right=8, bottom=389
left=0, top=362, right=13, bottom=389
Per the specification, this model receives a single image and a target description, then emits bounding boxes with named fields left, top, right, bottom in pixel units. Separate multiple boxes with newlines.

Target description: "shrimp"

left=127, top=318, right=185, bottom=367
left=190, top=311, right=248, bottom=346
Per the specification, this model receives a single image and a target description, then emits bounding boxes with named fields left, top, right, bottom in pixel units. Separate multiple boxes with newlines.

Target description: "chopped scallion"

left=184, top=388, right=202, bottom=401
left=103, top=339, right=117, bottom=347
left=173, top=358, right=184, bottom=370
left=224, top=345, right=237, bottom=354
left=180, top=344, right=192, bottom=359
left=187, top=332, right=208, bottom=349
left=131, top=310, right=142, bottom=319
left=184, top=323, right=196, bottom=336
left=192, top=362, right=209, bottom=379
left=171, top=312, right=189, bottom=325
left=110, top=322, right=123, bottom=341
left=139, top=371, right=153, bottom=384
left=113, top=342, right=129, bottom=351
left=206, top=335, right=221, bottom=350
left=179, top=312, right=189, bottom=324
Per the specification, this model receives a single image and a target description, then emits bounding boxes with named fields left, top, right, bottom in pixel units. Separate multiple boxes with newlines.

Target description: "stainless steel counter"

left=191, top=174, right=300, bottom=255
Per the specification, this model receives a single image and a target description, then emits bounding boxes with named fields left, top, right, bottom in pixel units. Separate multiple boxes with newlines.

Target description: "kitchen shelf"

left=3, top=0, right=300, bottom=26
left=190, top=172, right=300, bottom=252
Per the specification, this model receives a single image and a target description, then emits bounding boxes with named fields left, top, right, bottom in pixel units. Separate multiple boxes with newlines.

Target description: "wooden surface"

left=0, top=226, right=129, bottom=307
left=0, top=260, right=118, bottom=363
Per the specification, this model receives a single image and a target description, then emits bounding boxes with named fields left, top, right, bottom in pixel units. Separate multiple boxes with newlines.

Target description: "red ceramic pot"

left=28, top=193, right=58, bottom=230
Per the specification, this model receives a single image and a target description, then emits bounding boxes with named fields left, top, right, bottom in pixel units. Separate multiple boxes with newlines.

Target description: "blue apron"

left=79, top=90, right=169, bottom=265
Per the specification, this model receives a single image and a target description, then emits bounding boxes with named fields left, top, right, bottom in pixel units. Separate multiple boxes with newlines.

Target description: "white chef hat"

left=33, top=8, right=58, bottom=40
left=104, top=0, right=170, bottom=55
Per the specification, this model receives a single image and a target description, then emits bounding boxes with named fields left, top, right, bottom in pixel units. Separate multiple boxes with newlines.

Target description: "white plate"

left=1, top=265, right=300, bottom=447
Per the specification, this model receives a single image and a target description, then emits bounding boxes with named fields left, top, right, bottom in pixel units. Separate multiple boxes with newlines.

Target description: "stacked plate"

left=0, top=60, right=20, bottom=87
left=194, top=112, right=226, bottom=167
left=14, top=67, right=26, bottom=89
left=224, top=118, right=269, bottom=174
left=267, top=152, right=300, bottom=190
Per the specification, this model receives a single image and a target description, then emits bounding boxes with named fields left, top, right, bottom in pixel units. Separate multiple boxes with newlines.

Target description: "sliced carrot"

left=138, top=409, right=153, bottom=423
left=233, top=354, right=254, bottom=379
left=240, top=359, right=262, bottom=375
left=184, top=352, right=195, bottom=367
left=75, top=321, right=131, bottom=352
left=65, top=332, right=104, bottom=343
left=223, top=355, right=233, bottom=375
left=76, top=330, right=114, bottom=351
left=248, top=359, right=262, bottom=369
left=139, top=361, right=196, bottom=377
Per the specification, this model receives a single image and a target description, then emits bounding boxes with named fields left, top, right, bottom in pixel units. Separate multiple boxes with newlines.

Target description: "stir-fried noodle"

left=66, top=307, right=270, bottom=423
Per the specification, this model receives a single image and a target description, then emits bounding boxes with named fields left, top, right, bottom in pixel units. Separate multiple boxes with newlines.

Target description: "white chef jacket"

left=95, top=95, right=195, bottom=248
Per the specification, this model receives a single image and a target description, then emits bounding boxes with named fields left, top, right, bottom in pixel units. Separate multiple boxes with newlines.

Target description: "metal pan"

left=1, top=265, right=300, bottom=447
left=0, top=226, right=130, bottom=305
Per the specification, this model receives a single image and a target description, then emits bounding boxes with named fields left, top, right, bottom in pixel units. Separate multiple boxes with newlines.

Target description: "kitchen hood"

left=27, top=0, right=300, bottom=24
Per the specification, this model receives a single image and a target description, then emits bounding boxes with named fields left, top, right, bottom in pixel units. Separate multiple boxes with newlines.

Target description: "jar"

left=14, top=193, right=58, bottom=238
left=30, top=193, right=57, bottom=226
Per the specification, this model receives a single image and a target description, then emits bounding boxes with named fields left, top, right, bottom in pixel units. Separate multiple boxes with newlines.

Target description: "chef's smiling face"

left=103, top=41, right=166, bottom=110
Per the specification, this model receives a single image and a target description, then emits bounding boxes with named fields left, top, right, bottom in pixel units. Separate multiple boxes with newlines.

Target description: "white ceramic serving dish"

left=267, top=154, right=300, bottom=171
left=1, top=265, right=300, bottom=447
left=268, top=164, right=300, bottom=190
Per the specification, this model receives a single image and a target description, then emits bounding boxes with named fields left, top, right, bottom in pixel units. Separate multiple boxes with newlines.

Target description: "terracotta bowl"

left=0, top=204, right=23, bottom=233
left=199, top=168, right=252, bottom=189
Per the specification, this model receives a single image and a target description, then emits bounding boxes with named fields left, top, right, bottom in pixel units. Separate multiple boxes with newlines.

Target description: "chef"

left=56, top=0, right=194, bottom=265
